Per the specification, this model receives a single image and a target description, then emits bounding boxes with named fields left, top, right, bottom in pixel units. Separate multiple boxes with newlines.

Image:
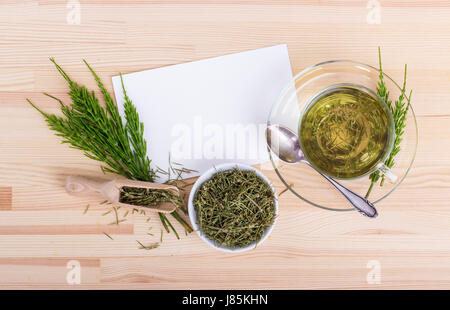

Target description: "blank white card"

left=112, top=44, right=293, bottom=179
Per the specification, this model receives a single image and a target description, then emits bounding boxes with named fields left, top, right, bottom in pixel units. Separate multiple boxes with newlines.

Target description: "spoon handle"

left=66, top=176, right=108, bottom=196
left=319, top=172, right=378, bottom=218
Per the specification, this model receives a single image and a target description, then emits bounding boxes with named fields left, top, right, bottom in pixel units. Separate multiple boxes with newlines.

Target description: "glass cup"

left=298, top=82, right=397, bottom=182
left=267, top=60, right=417, bottom=211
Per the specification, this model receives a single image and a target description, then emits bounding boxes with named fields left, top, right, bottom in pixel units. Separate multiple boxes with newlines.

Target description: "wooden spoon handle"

left=66, top=176, right=109, bottom=197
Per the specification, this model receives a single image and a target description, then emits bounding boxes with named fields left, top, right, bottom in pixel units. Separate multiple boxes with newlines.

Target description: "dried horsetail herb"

left=193, top=168, right=276, bottom=249
left=119, top=186, right=185, bottom=211
left=137, top=240, right=160, bottom=250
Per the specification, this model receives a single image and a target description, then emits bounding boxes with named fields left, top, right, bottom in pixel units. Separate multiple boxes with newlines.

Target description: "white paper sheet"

left=112, top=44, right=293, bottom=180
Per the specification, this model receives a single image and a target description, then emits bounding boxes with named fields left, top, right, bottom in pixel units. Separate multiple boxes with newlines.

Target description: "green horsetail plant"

left=27, top=58, right=192, bottom=237
left=365, top=48, right=412, bottom=198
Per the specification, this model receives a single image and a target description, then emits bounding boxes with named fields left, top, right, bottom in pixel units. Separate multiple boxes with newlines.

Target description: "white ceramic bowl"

left=188, top=163, right=278, bottom=253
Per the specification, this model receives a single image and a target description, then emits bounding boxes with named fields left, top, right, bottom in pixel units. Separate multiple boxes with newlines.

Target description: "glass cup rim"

left=297, top=82, right=396, bottom=180
left=268, top=59, right=409, bottom=125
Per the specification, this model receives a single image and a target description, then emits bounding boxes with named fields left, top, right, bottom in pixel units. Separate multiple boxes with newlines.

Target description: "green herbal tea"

left=299, top=86, right=390, bottom=179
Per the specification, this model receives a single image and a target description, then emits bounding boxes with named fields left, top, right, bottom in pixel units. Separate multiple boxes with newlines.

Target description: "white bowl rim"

left=188, top=163, right=279, bottom=253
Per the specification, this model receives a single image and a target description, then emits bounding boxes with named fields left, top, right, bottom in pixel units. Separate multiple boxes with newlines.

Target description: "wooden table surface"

left=1, top=1, right=449, bottom=289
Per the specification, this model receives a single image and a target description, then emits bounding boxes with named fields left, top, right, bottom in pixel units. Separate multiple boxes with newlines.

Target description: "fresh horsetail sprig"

left=365, top=48, right=412, bottom=198
left=27, top=58, right=192, bottom=238
left=193, top=168, right=276, bottom=249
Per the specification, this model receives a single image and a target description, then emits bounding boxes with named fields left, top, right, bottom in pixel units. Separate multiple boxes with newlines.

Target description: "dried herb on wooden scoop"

left=193, top=168, right=276, bottom=249
left=66, top=176, right=183, bottom=213
left=120, top=186, right=185, bottom=212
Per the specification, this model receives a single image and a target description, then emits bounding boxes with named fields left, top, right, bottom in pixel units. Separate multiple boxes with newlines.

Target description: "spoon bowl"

left=266, top=124, right=305, bottom=163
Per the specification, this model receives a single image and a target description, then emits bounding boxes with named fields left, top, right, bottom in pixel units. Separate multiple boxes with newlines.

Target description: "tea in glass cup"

left=299, top=84, right=395, bottom=180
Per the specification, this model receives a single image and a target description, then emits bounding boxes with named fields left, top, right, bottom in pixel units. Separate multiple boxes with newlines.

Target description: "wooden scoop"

left=65, top=176, right=179, bottom=213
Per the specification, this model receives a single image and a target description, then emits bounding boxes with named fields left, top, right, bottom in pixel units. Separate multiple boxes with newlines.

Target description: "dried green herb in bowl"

left=188, top=163, right=278, bottom=252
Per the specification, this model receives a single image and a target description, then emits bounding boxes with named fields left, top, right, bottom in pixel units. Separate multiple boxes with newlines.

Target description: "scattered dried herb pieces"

left=278, top=183, right=294, bottom=197
left=108, top=219, right=126, bottom=225
left=113, top=206, right=119, bottom=224
left=103, top=232, right=113, bottom=240
left=193, top=168, right=276, bottom=249
left=137, top=240, right=160, bottom=250
left=102, top=210, right=112, bottom=216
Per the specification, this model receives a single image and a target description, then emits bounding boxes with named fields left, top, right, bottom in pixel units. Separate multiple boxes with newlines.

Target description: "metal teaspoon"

left=266, top=124, right=378, bottom=218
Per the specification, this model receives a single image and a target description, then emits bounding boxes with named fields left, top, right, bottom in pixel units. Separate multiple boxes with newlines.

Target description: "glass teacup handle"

left=315, top=170, right=378, bottom=218
left=377, top=163, right=398, bottom=183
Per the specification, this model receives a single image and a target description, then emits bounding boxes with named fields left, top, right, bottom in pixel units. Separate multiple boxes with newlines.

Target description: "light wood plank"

left=0, top=0, right=449, bottom=289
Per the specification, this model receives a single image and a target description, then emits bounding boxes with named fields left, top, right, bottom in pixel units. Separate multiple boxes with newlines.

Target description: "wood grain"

left=0, top=0, right=449, bottom=289
left=0, top=187, right=12, bottom=210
